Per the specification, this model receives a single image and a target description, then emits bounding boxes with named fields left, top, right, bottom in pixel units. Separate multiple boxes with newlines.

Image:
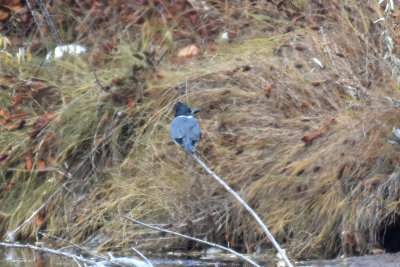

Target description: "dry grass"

left=2, top=0, right=400, bottom=261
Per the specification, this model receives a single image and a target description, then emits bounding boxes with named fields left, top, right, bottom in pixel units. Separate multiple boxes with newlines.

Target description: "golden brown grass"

left=1, top=0, right=400, bottom=261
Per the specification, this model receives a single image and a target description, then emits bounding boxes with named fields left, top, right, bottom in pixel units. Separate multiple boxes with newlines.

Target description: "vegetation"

left=1, top=0, right=400, bottom=262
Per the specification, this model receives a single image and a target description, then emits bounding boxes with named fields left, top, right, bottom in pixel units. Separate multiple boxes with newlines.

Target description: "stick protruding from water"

left=190, top=153, right=294, bottom=267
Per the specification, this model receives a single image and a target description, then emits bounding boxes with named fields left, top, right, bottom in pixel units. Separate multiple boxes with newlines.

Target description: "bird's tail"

left=183, top=137, right=195, bottom=152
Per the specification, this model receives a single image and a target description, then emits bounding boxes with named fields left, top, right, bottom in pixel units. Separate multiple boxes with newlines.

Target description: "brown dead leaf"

left=177, top=44, right=200, bottom=57
left=301, top=129, right=323, bottom=144
left=112, top=77, right=121, bottom=84
left=189, top=12, right=198, bottom=24
left=0, top=10, right=9, bottom=21
left=126, top=97, right=135, bottom=108
left=35, top=213, right=44, bottom=228
left=344, top=233, right=357, bottom=247
left=300, top=103, right=309, bottom=112
left=0, top=109, right=10, bottom=118
left=31, top=80, right=45, bottom=88
left=225, top=226, right=234, bottom=247
left=24, top=150, right=34, bottom=171
left=41, top=132, right=56, bottom=150
left=11, top=113, right=25, bottom=119
left=311, top=81, right=321, bottom=86
left=264, top=80, right=274, bottom=98
left=1, top=118, right=10, bottom=125
left=2, top=185, right=9, bottom=195
left=38, top=160, right=46, bottom=170
left=7, top=119, right=25, bottom=131
left=12, top=93, right=23, bottom=107
left=308, top=15, right=319, bottom=30
left=0, top=154, right=8, bottom=166
left=290, top=15, right=303, bottom=24
left=103, top=113, right=110, bottom=122
left=29, top=113, right=55, bottom=138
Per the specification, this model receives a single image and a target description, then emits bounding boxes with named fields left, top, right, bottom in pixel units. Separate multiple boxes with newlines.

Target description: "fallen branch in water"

left=190, top=153, right=294, bottom=267
left=0, top=241, right=96, bottom=266
left=39, top=231, right=112, bottom=263
left=121, top=215, right=261, bottom=267
left=131, top=246, right=154, bottom=267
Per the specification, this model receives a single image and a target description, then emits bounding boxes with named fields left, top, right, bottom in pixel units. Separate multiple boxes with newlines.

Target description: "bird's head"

left=175, top=102, right=200, bottom=117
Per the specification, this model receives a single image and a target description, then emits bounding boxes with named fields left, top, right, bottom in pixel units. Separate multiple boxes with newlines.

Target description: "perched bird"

left=393, top=128, right=400, bottom=145
left=170, top=102, right=201, bottom=152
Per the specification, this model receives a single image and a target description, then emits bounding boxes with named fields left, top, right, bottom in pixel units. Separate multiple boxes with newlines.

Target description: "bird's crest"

left=174, top=102, right=192, bottom=117
left=175, top=102, right=200, bottom=117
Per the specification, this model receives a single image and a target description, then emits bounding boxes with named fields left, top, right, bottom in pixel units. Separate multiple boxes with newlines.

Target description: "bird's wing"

left=170, top=117, right=187, bottom=144
left=187, top=118, right=201, bottom=141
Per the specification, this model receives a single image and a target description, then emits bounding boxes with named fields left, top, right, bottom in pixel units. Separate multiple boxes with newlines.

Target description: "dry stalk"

left=37, top=0, right=62, bottom=45
left=190, top=153, right=294, bottom=267
left=5, top=181, right=68, bottom=242
left=319, top=26, right=337, bottom=72
left=25, top=0, right=48, bottom=50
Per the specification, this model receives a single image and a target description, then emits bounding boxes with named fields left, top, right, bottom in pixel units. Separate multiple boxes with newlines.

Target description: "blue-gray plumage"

left=170, top=102, right=201, bottom=152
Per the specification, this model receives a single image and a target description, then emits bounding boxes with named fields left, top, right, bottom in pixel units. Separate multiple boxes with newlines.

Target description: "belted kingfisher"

left=170, top=102, right=201, bottom=153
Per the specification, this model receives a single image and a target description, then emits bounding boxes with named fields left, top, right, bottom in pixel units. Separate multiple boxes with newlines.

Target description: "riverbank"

left=1, top=0, right=400, bottom=264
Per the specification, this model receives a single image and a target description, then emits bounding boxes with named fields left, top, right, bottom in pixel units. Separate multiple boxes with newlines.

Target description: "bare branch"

left=131, top=246, right=154, bottom=267
left=6, top=181, right=68, bottom=242
left=25, top=0, right=48, bottom=50
left=121, top=215, right=260, bottom=267
left=189, top=153, right=294, bottom=267
left=0, top=241, right=96, bottom=266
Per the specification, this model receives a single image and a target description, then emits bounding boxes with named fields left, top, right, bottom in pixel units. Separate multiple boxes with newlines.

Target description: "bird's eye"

left=191, top=139, right=196, bottom=146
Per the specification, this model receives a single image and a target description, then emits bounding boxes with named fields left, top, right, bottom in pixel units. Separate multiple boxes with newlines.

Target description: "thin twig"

left=121, top=215, right=261, bottom=267
left=189, top=153, right=294, bottom=267
left=25, top=0, right=48, bottom=50
left=6, top=181, right=68, bottom=242
left=40, top=232, right=129, bottom=267
left=93, top=69, right=107, bottom=91
left=0, top=242, right=96, bottom=266
left=320, top=26, right=337, bottom=72
left=131, top=246, right=154, bottom=267
left=153, top=49, right=168, bottom=71
left=37, top=0, right=62, bottom=45
left=39, top=232, right=103, bottom=259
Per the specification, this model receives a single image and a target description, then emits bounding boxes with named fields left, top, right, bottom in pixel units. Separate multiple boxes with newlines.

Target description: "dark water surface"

left=3, top=247, right=399, bottom=267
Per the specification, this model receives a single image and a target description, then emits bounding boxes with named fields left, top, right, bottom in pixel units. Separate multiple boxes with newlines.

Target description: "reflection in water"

left=1, top=248, right=71, bottom=267
left=0, top=248, right=245, bottom=267
left=0, top=247, right=351, bottom=267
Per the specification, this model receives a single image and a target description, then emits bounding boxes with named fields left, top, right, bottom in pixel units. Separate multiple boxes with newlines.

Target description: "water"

left=3, top=246, right=394, bottom=267
left=0, top=247, right=252, bottom=267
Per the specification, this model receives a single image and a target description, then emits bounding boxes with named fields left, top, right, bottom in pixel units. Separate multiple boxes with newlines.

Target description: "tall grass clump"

left=2, top=0, right=400, bottom=261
